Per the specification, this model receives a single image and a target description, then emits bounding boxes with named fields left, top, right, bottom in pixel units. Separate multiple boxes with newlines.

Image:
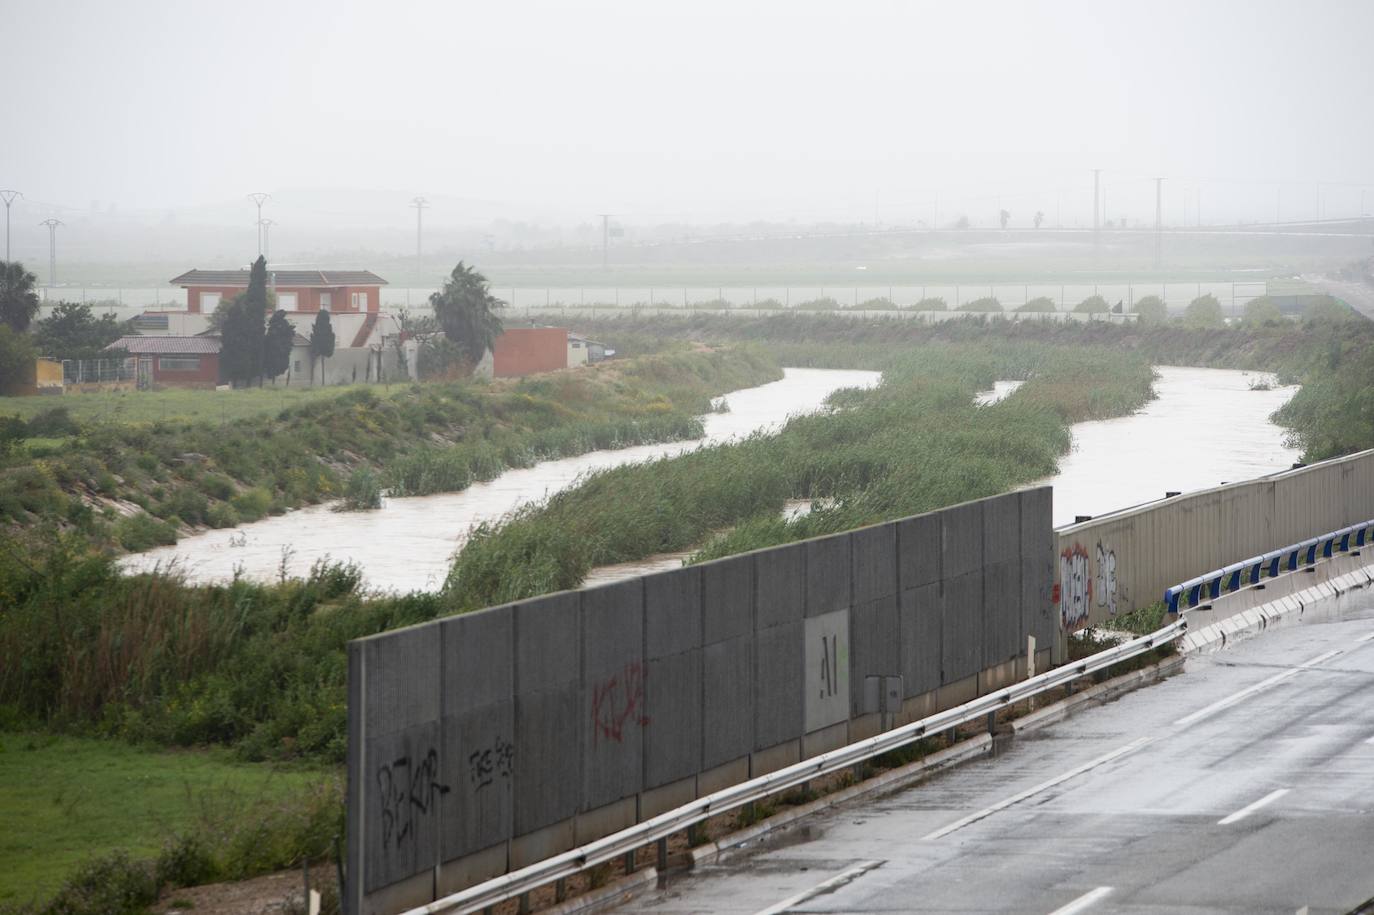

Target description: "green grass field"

left=0, top=383, right=399, bottom=426
left=0, top=732, right=333, bottom=905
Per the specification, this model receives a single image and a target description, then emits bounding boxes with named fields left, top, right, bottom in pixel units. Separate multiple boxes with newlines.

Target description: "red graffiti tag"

left=591, top=662, right=649, bottom=745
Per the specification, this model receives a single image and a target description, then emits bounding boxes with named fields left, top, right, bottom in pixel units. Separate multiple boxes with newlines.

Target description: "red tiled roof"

left=106, top=335, right=222, bottom=355
left=169, top=269, right=387, bottom=287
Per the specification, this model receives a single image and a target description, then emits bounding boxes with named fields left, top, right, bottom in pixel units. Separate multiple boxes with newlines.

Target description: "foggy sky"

left=5, top=0, right=1373, bottom=229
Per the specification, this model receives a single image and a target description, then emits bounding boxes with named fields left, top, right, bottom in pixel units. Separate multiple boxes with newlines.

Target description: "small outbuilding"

left=106, top=335, right=222, bottom=388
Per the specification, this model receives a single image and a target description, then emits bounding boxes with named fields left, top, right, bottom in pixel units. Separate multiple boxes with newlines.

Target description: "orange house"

left=170, top=269, right=387, bottom=315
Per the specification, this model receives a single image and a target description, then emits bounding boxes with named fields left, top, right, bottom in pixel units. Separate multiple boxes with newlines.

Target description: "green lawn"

left=0, top=383, right=400, bottom=426
left=0, top=731, right=333, bottom=905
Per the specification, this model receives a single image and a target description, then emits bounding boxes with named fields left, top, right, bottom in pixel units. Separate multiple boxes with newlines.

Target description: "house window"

left=571, top=341, right=583, bottom=348
left=157, top=357, right=201, bottom=372
left=319, top=292, right=332, bottom=311
left=277, top=291, right=298, bottom=310
left=201, top=292, right=221, bottom=311
left=293, top=360, right=302, bottom=373
left=351, top=291, right=366, bottom=310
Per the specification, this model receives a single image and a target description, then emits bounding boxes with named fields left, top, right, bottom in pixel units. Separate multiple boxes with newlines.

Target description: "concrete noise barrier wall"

left=346, top=487, right=1053, bottom=913
left=1052, top=449, right=1374, bottom=640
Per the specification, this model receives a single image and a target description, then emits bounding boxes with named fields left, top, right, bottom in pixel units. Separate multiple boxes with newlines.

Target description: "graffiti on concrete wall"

left=591, top=661, right=650, bottom=745
left=467, top=737, right=515, bottom=792
left=1095, top=541, right=1118, bottom=616
left=1055, top=543, right=1092, bottom=630
left=376, top=747, right=450, bottom=852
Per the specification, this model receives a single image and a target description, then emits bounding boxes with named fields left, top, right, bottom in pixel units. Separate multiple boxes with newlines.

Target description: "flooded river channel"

left=127, top=365, right=1299, bottom=592
left=124, top=368, right=881, bottom=591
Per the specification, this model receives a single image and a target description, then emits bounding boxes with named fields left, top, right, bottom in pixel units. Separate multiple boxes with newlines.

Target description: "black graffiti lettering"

left=375, top=747, right=450, bottom=851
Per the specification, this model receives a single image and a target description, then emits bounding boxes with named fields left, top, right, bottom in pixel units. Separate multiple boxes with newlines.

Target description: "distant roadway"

left=621, top=609, right=1374, bottom=914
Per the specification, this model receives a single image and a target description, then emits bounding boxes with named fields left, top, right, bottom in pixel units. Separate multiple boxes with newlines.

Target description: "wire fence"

left=62, top=357, right=137, bottom=385
left=37, top=280, right=1277, bottom=320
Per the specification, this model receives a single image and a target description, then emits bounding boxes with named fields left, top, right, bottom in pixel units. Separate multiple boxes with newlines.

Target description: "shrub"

left=1303, top=295, right=1357, bottom=325
left=850, top=297, right=897, bottom=311
left=230, top=487, right=273, bottom=522
left=26, top=407, right=80, bottom=438
left=911, top=297, right=947, bottom=311
left=114, top=513, right=178, bottom=551
left=1016, top=297, right=1057, bottom=313
left=958, top=297, right=1003, bottom=312
left=1184, top=293, right=1225, bottom=328
left=1074, top=294, right=1110, bottom=314
left=751, top=298, right=784, bottom=309
left=165, top=489, right=209, bottom=526
left=206, top=502, right=240, bottom=528
left=155, top=833, right=221, bottom=888
left=1133, top=295, right=1168, bottom=323
left=1243, top=296, right=1285, bottom=327
left=201, top=473, right=236, bottom=501
left=338, top=467, right=382, bottom=511
left=39, top=851, right=159, bottom=915
left=794, top=296, right=842, bottom=311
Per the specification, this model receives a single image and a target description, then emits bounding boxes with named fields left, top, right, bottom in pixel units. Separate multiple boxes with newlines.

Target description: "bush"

left=751, top=297, right=784, bottom=309
left=206, top=502, right=240, bottom=528
left=230, top=487, right=273, bottom=522
left=911, top=297, right=947, bottom=311
left=1303, top=295, right=1358, bottom=325
left=338, top=467, right=382, bottom=511
left=1184, top=293, right=1225, bottom=328
left=1075, top=295, right=1110, bottom=314
left=794, top=296, right=842, bottom=311
left=26, top=407, right=81, bottom=438
left=1243, top=296, right=1285, bottom=327
left=850, top=297, right=896, bottom=311
left=155, top=833, right=221, bottom=888
left=958, top=297, right=1002, bottom=313
left=114, top=513, right=178, bottom=551
left=38, top=851, right=159, bottom=915
left=201, top=473, right=236, bottom=501
left=1133, top=295, right=1168, bottom=323
left=1016, top=297, right=1057, bottom=313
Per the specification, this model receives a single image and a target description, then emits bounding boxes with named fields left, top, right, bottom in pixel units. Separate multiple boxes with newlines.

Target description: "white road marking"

left=921, top=738, right=1151, bottom=841
left=750, top=860, right=884, bottom=915
left=1047, top=886, right=1114, bottom=915
left=1218, top=787, right=1290, bottom=825
left=1175, top=649, right=1343, bottom=727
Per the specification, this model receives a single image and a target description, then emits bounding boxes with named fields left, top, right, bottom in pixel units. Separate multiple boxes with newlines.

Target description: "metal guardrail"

left=403, top=619, right=1187, bottom=915
left=1165, top=519, right=1374, bottom=613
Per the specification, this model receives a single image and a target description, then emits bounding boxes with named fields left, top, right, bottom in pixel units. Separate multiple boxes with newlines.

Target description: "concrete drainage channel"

left=536, top=556, right=1374, bottom=915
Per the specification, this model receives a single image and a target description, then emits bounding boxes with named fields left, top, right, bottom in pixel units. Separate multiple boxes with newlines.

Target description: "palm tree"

left=0, top=261, right=40, bottom=332
left=430, top=261, right=505, bottom=370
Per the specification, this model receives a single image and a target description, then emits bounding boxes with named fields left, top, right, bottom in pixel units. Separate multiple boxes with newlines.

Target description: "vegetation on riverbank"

left=445, top=341, right=1155, bottom=604
left=0, top=345, right=779, bottom=548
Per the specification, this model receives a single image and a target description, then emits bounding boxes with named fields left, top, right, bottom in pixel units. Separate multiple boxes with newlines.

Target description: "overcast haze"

left=5, top=0, right=1373, bottom=232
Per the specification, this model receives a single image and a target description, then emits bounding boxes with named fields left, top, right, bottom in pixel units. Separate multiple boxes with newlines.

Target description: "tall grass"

left=0, top=346, right=780, bottom=542
left=444, top=342, right=1155, bottom=607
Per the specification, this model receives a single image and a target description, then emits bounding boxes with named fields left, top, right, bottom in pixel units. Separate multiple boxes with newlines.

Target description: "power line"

left=39, top=218, right=63, bottom=286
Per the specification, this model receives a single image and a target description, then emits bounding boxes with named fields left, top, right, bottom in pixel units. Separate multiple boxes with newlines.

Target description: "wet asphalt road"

left=621, top=604, right=1374, bottom=915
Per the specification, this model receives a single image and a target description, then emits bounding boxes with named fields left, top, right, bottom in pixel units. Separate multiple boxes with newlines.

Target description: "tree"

left=1033, top=210, right=1045, bottom=229
left=1303, top=295, right=1356, bottom=325
left=218, top=256, right=270, bottom=386
left=0, top=261, right=40, bottom=333
left=1074, top=295, right=1110, bottom=314
left=999, top=209, right=1010, bottom=230
left=263, top=310, right=295, bottom=381
left=1134, top=295, right=1168, bottom=323
left=309, top=309, right=335, bottom=385
left=429, top=261, right=505, bottom=369
left=1016, top=296, right=1057, bottom=313
left=0, top=325, right=37, bottom=393
left=1184, top=293, right=1226, bottom=328
left=32, top=301, right=127, bottom=360
left=1242, top=296, right=1285, bottom=327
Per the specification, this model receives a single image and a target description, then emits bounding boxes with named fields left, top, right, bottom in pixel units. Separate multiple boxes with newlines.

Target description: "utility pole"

left=1196, top=187, right=1201, bottom=227
left=0, top=189, right=20, bottom=263
left=598, top=214, right=611, bottom=269
left=1092, top=169, right=1101, bottom=254
left=1154, top=178, right=1164, bottom=270
left=40, top=218, right=62, bottom=286
left=258, top=218, right=275, bottom=264
left=410, top=197, right=428, bottom=259
left=247, top=192, right=270, bottom=256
